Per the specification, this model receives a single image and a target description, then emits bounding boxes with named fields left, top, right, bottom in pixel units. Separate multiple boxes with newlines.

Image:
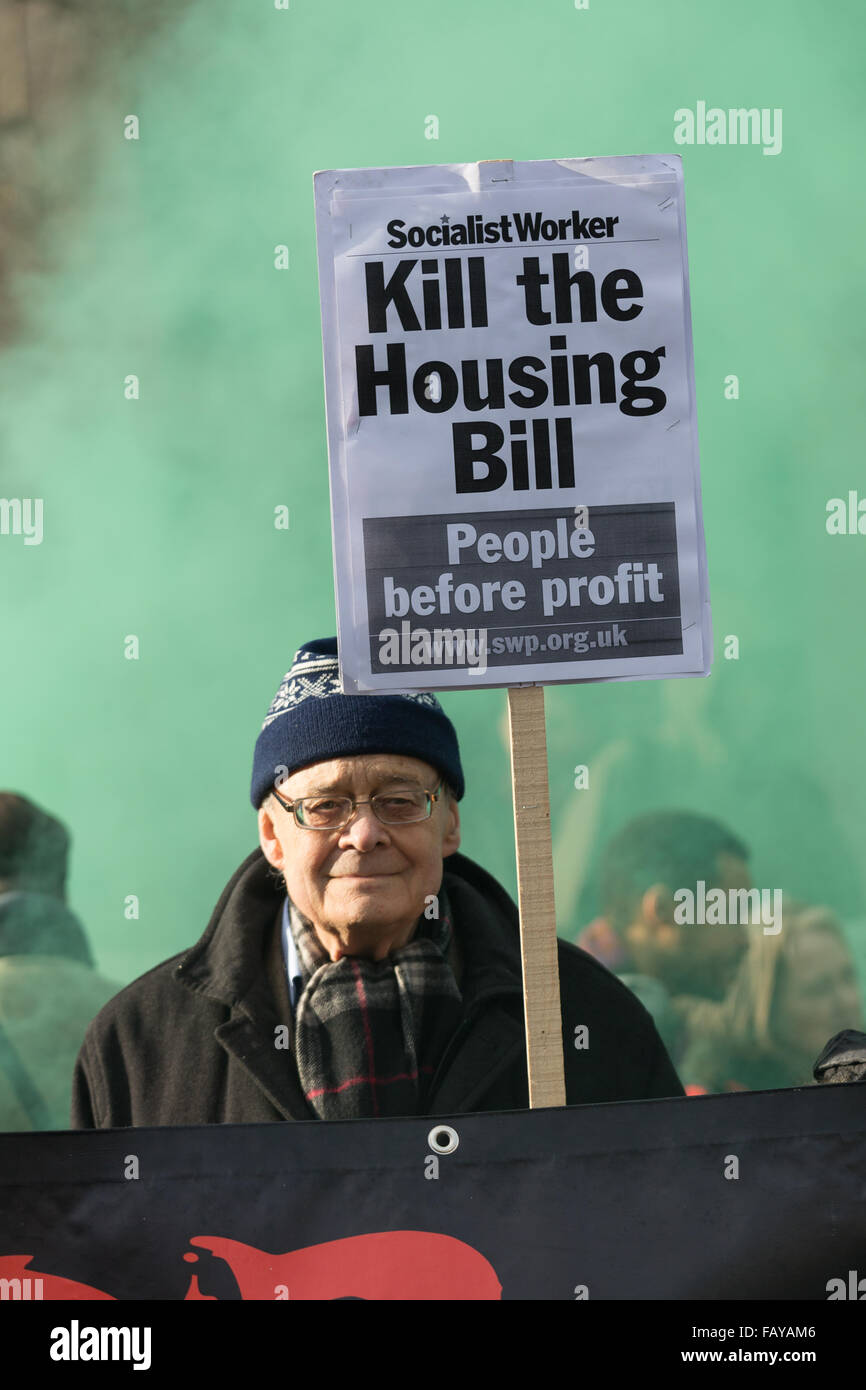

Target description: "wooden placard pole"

left=477, top=160, right=566, bottom=1108
left=507, top=684, right=567, bottom=1108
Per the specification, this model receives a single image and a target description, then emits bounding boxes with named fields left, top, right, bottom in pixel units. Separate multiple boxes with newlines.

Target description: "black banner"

left=1, top=1083, right=865, bottom=1303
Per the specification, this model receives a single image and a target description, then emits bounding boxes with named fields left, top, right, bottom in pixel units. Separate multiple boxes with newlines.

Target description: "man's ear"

left=640, top=883, right=678, bottom=930
left=441, top=796, right=461, bottom=859
left=258, top=799, right=285, bottom=872
left=625, top=884, right=680, bottom=958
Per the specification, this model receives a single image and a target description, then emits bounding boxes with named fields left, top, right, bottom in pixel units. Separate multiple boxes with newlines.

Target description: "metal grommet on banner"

left=427, top=1124, right=459, bottom=1155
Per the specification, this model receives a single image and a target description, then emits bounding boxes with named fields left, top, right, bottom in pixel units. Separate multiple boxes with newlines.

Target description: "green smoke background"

left=1, top=0, right=863, bottom=1002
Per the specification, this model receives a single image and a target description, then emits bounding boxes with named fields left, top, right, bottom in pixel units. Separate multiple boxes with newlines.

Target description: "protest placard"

left=314, top=155, right=710, bottom=693
left=315, top=155, right=712, bottom=1106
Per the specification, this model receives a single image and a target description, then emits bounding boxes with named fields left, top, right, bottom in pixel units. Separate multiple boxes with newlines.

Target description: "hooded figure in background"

left=72, top=638, right=683, bottom=1128
left=0, top=793, right=119, bottom=1130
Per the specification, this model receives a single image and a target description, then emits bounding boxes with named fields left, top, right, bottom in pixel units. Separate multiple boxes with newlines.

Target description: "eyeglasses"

left=271, top=780, right=445, bottom=830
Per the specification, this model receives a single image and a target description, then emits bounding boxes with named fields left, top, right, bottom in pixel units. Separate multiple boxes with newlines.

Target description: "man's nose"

left=337, top=802, right=389, bottom=850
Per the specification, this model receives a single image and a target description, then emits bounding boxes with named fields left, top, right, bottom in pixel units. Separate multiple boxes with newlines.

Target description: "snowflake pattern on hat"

left=261, top=647, right=441, bottom=730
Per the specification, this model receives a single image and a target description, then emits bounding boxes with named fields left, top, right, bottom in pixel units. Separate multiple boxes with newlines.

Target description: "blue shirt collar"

left=280, top=896, right=304, bottom=1011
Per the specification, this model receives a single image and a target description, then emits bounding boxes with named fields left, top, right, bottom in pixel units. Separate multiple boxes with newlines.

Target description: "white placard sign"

left=313, top=155, right=711, bottom=692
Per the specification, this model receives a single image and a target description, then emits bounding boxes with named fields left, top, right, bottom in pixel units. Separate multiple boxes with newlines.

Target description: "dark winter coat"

left=70, top=848, right=684, bottom=1127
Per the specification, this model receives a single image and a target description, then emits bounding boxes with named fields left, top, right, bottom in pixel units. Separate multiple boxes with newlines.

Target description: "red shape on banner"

left=183, top=1273, right=219, bottom=1300
left=187, top=1231, right=502, bottom=1300
left=0, top=1255, right=114, bottom=1300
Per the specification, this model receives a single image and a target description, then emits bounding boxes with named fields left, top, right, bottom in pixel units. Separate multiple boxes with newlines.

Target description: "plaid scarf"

left=288, top=887, right=463, bottom=1119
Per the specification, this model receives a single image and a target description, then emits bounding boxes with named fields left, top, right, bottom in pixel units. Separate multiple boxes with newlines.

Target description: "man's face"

left=629, top=852, right=751, bottom=999
left=675, top=851, right=751, bottom=998
left=257, top=753, right=460, bottom=961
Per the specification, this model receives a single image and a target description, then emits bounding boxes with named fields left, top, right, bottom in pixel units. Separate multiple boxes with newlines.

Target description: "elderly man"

left=71, top=638, right=683, bottom=1127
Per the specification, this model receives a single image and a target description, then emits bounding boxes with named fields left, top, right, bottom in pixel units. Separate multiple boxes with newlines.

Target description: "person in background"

left=577, top=810, right=751, bottom=1067
left=0, top=793, right=119, bottom=1130
left=676, top=903, right=864, bottom=1093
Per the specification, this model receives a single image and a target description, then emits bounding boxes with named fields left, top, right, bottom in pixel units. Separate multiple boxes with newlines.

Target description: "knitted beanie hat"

left=250, top=637, right=465, bottom=809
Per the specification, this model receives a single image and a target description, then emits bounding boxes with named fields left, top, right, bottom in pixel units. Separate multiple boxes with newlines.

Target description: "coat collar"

left=175, top=848, right=283, bottom=1007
